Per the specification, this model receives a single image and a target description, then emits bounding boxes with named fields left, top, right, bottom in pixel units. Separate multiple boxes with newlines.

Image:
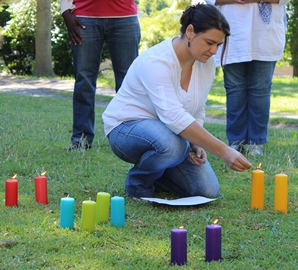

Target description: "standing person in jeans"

left=60, top=0, right=141, bottom=150
left=213, top=0, right=289, bottom=155
left=102, top=4, right=252, bottom=199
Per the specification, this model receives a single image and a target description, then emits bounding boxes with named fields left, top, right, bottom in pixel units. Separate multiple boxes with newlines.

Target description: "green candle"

left=95, top=192, right=110, bottom=223
left=81, top=199, right=96, bottom=232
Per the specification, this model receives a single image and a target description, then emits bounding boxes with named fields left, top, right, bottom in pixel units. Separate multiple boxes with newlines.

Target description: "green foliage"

left=0, top=0, right=72, bottom=76
left=51, top=0, right=73, bottom=77
left=171, top=0, right=192, bottom=10
left=0, top=92, right=297, bottom=268
left=138, top=0, right=171, bottom=16
left=0, top=0, right=36, bottom=74
left=139, top=9, right=181, bottom=52
left=0, top=4, right=10, bottom=27
left=1, top=0, right=298, bottom=77
left=286, top=1, right=298, bottom=76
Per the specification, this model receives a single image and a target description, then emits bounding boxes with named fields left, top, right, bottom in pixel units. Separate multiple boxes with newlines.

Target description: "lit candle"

left=34, top=172, right=48, bottom=204
left=274, top=173, right=288, bottom=214
left=110, top=196, right=125, bottom=227
left=60, top=195, right=75, bottom=229
left=251, top=163, right=264, bottom=210
left=170, top=226, right=187, bottom=266
left=81, top=199, right=96, bottom=232
left=5, top=174, right=18, bottom=207
left=95, top=192, right=110, bottom=223
left=205, top=219, right=222, bottom=262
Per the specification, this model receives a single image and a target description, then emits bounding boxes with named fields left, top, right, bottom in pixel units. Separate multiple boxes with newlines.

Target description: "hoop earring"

left=188, top=40, right=190, bottom=47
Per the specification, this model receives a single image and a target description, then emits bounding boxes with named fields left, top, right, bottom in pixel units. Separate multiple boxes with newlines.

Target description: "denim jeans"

left=71, top=17, right=140, bottom=145
left=108, top=119, right=219, bottom=198
left=223, top=60, right=276, bottom=146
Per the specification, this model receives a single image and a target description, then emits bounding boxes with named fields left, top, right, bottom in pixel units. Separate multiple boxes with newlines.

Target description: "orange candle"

left=251, top=164, right=264, bottom=210
left=274, top=174, right=288, bottom=214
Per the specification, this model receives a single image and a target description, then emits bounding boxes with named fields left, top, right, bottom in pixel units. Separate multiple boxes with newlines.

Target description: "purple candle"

left=171, top=226, right=187, bottom=266
left=205, top=220, right=222, bottom=262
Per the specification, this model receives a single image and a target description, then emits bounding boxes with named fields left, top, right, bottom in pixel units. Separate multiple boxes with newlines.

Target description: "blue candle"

left=110, top=196, right=125, bottom=227
left=171, top=226, right=187, bottom=265
left=205, top=220, right=222, bottom=262
left=60, top=196, right=75, bottom=229
left=95, top=192, right=110, bottom=223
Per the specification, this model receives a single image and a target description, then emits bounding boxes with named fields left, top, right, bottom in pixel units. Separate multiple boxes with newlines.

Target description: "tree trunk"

left=293, top=66, right=298, bottom=77
left=33, top=0, right=55, bottom=77
left=288, top=1, right=298, bottom=78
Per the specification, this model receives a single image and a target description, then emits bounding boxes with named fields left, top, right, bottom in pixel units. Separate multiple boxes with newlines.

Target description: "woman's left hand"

left=188, top=146, right=206, bottom=166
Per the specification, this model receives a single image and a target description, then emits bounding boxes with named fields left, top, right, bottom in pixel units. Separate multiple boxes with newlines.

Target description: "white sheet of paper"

left=140, top=196, right=217, bottom=206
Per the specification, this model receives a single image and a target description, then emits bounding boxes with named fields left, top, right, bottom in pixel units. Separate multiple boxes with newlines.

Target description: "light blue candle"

left=110, top=196, right=125, bottom=227
left=60, top=197, right=75, bottom=229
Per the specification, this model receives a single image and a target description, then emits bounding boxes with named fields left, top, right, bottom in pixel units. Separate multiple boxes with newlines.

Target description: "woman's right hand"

left=221, top=146, right=252, bottom=172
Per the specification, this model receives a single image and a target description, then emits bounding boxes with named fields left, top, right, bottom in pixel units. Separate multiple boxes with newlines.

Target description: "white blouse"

left=102, top=38, right=216, bottom=136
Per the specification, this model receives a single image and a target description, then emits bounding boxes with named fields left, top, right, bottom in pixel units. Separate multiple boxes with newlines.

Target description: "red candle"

left=34, top=172, right=48, bottom=204
left=5, top=174, right=18, bottom=207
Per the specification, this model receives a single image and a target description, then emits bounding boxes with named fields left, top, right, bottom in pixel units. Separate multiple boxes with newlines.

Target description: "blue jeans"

left=223, top=61, right=276, bottom=146
left=71, top=17, right=140, bottom=145
left=108, top=119, right=219, bottom=198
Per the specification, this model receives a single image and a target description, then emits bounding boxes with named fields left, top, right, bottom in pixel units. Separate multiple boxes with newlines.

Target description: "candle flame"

left=213, top=219, right=218, bottom=225
left=11, top=174, right=18, bottom=179
left=178, top=226, right=184, bottom=229
left=256, top=163, right=262, bottom=170
left=41, top=171, right=47, bottom=176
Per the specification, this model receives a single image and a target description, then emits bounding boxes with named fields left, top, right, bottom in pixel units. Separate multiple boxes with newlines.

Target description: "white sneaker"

left=248, top=145, right=263, bottom=156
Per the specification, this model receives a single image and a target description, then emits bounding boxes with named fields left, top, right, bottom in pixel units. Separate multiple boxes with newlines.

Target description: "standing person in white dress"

left=211, top=0, right=289, bottom=155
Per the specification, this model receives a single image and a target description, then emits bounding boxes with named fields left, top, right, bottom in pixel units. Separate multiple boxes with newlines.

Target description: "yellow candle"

left=95, top=192, right=110, bottom=223
left=274, top=174, right=288, bottom=214
left=81, top=200, right=96, bottom=232
left=251, top=168, right=264, bottom=210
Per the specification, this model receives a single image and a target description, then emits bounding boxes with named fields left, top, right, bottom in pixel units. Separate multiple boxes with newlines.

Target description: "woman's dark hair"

left=180, top=3, right=230, bottom=65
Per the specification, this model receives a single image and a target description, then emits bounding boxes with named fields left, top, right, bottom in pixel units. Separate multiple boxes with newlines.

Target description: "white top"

left=102, top=38, right=216, bottom=136
left=209, top=0, right=289, bottom=65
left=59, top=0, right=75, bottom=14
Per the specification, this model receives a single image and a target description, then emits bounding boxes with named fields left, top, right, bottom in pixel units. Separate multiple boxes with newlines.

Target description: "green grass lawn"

left=0, top=89, right=297, bottom=269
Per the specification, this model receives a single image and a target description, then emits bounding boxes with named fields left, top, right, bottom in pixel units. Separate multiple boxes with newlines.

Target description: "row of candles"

left=171, top=221, right=222, bottom=265
left=4, top=174, right=125, bottom=228
left=61, top=192, right=125, bottom=230
left=5, top=173, right=48, bottom=206
left=4, top=168, right=288, bottom=266
left=4, top=175, right=221, bottom=264
left=6, top=168, right=289, bottom=214
left=251, top=165, right=288, bottom=213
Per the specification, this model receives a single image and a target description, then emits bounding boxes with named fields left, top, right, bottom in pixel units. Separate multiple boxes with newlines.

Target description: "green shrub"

left=0, top=0, right=72, bottom=76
